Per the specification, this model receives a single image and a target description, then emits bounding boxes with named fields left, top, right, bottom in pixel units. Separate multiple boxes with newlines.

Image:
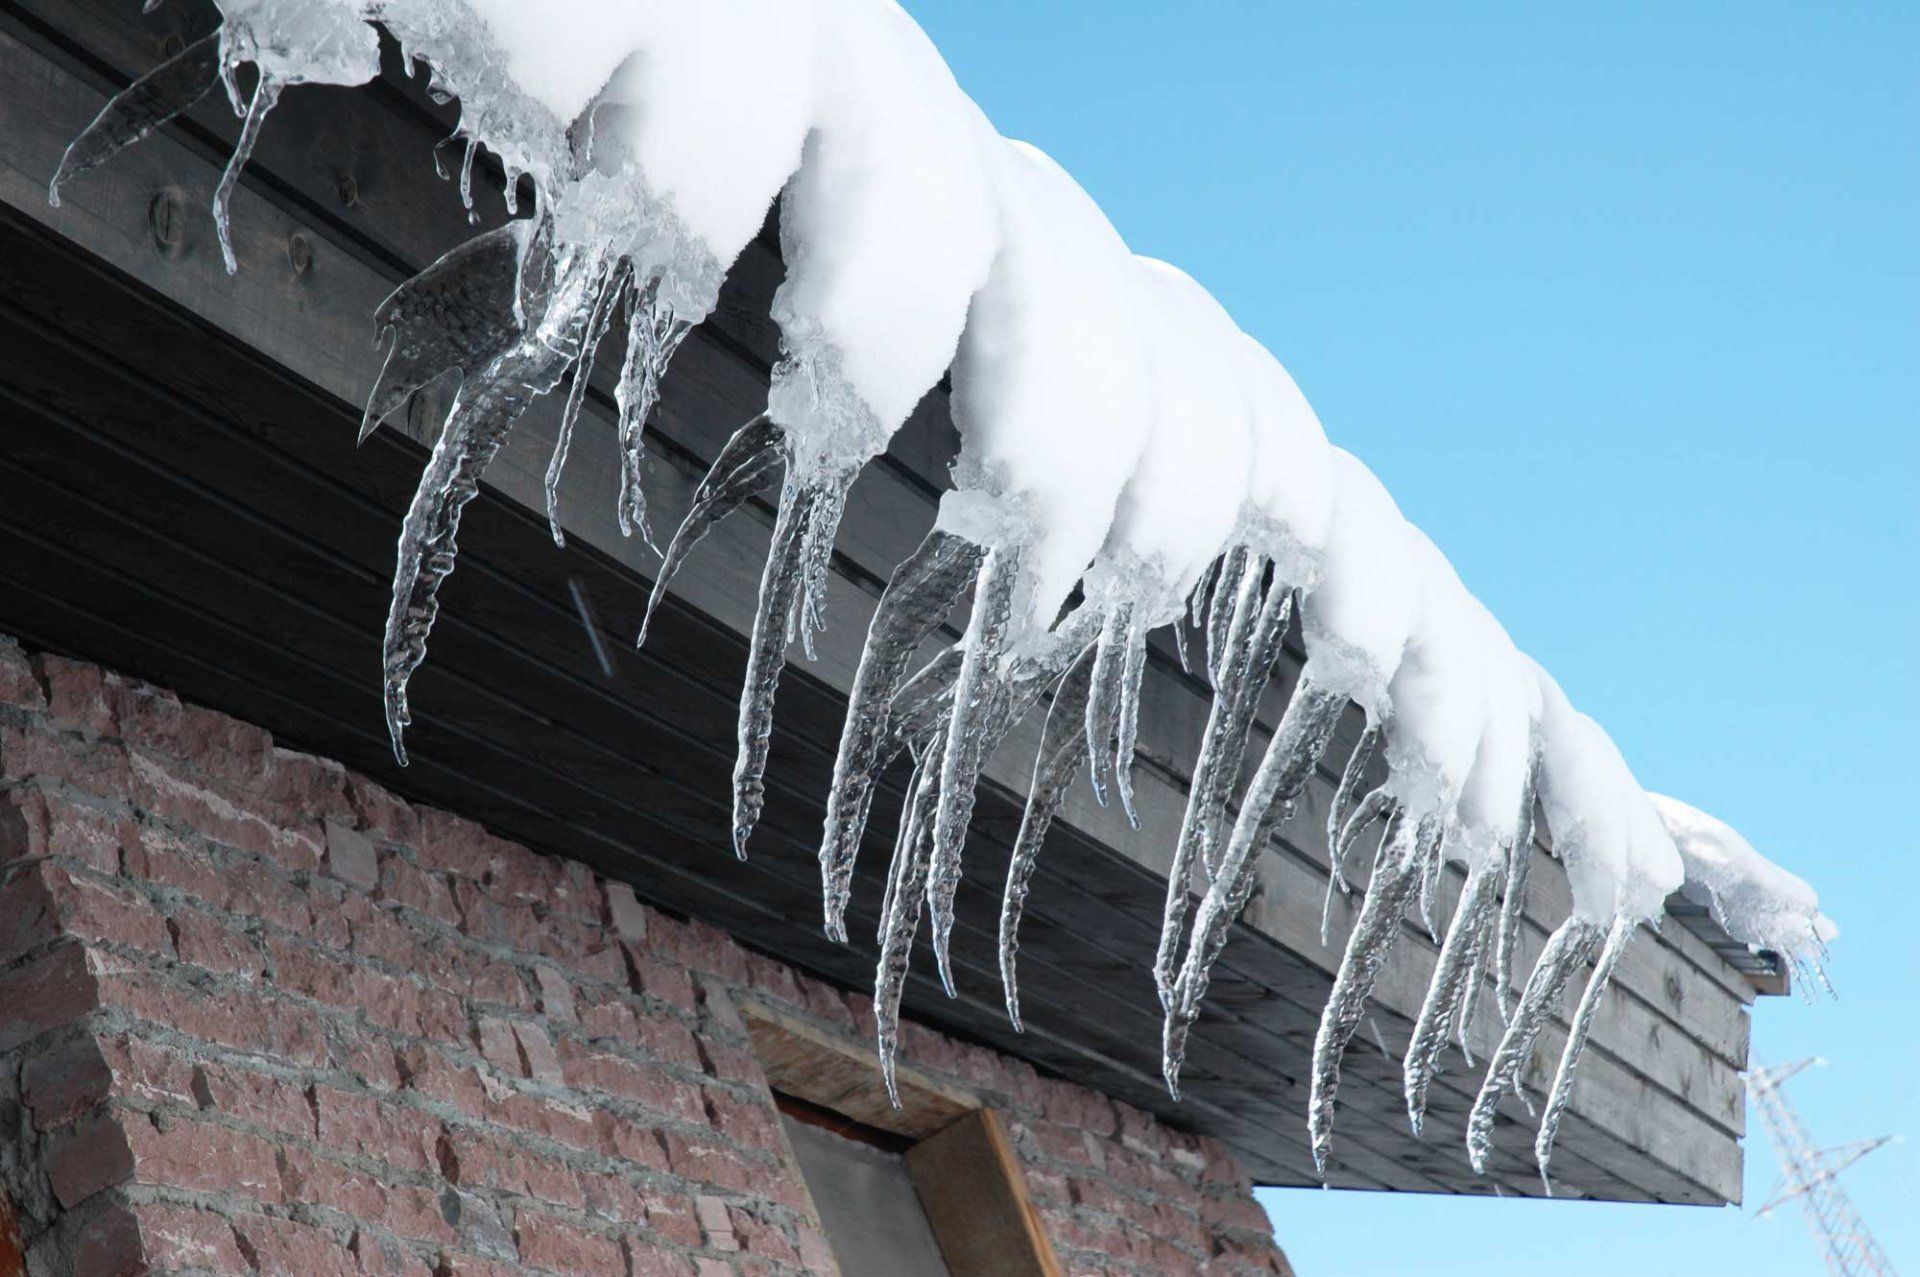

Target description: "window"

left=743, top=1000, right=1062, bottom=1277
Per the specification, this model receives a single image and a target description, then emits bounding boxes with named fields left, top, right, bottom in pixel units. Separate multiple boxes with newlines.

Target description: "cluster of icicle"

left=56, top=0, right=1834, bottom=1187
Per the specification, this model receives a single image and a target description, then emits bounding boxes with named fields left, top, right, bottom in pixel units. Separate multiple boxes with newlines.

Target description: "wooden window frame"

left=742, top=999, right=1063, bottom=1277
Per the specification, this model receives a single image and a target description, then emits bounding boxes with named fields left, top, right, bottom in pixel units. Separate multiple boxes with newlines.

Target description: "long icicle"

left=1155, top=553, right=1269, bottom=1007
left=1465, top=916, right=1605, bottom=1174
left=1306, top=814, right=1441, bottom=1174
left=820, top=529, right=985, bottom=941
left=793, top=470, right=855, bottom=660
left=635, top=412, right=783, bottom=647
left=1201, top=583, right=1294, bottom=880
left=1403, top=858, right=1502, bottom=1135
left=1326, top=724, right=1382, bottom=862
left=543, top=260, right=626, bottom=545
left=1494, top=761, right=1541, bottom=1022
left=1321, top=787, right=1396, bottom=945
left=383, top=241, right=600, bottom=764
left=1081, top=602, right=1133, bottom=805
left=613, top=279, right=692, bottom=545
left=999, top=645, right=1098, bottom=1032
left=1453, top=894, right=1496, bottom=1066
left=50, top=30, right=222, bottom=207
left=212, top=74, right=283, bottom=274
left=1535, top=913, right=1635, bottom=1188
left=1204, top=545, right=1250, bottom=687
left=926, top=546, right=1023, bottom=995
left=1164, top=676, right=1346, bottom=1094
left=875, top=740, right=942, bottom=1104
left=730, top=474, right=816, bottom=857
left=1109, top=618, right=1150, bottom=828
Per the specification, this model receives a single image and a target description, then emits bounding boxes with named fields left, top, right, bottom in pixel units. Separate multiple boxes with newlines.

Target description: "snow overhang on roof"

left=27, top=0, right=1830, bottom=1194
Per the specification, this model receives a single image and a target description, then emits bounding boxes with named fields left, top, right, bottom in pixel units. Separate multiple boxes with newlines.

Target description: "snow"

left=768, top=0, right=1002, bottom=481
left=1297, top=449, right=1424, bottom=719
left=943, top=139, right=1155, bottom=646
left=1082, top=258, right=1257, bottom=625
left=62, top=0, right=1833, bottom=1187
left=1650, top=793, right=1837, bottom=963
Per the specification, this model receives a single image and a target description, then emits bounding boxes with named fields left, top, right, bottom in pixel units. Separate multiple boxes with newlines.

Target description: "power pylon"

left=1749, top=1058, right=1898, bottom=1277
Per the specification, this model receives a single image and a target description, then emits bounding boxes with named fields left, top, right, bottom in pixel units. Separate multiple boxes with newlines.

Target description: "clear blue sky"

left=901, top=3, right=1917, bottom=1272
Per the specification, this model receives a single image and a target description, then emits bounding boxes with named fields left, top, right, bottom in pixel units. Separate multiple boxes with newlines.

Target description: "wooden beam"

left=908, top=1110, right=1064, bottom=1277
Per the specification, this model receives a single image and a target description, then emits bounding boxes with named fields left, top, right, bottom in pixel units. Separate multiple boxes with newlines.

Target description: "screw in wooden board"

left=287, top=231, right=312, bottom=276
left=337, top=173, right=361, bottom=209
left=148, top=188, right=185, bottom=259
left=160, top=31, right=185, bottom=59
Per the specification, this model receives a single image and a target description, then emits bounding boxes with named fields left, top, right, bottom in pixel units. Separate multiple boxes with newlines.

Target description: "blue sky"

left=901, top=3, right=1917, bottom=1272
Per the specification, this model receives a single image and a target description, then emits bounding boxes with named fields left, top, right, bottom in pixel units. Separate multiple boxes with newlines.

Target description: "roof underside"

left=0, top=0, right=1766, bottom=1203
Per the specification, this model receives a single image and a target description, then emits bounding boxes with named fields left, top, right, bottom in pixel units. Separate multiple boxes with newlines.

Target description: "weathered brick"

left=0, top=942, right=98, bottom=1053
left=0, top=638, right=46, bottom=710
left=138, top=1203, right=250, bottom=1273
left=516, top=1211, right=625, bottom=1274
left=126, top=1113, right=286, bottom=1203
left=170, top=907, right=264, bottom=978
left=513, top=1021, right=564, bottom=1084
left=72, top=1202, right=147, bottom=1277
left=325, top=817, right=382, bottom=892
left=21, top=1036, right=115, bottom=1128
left=603, top=880, right=649, bottom=942
left=45, top=1110, right=135, bottom=1206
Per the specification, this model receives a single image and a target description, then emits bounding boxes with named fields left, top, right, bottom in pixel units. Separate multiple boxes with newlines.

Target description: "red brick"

left=233, top=1214, right=359, bottom=1277
left=513, top=1021, right=564, bottom=1084
left=170, top=908, right=264, bottom=979
left=378, top=856, right=462, bottom=927
left=138, top=1203, right=250, bottom=1274
left=0, top=867, right=57, bottom=966
left=0, top=941, right=99, bottom=1053
left=325, top=817, right=382, bottom=892
left=1, top=722, right=131, bottom=795
left=35, top=654, right=115, bottom=736
left=128, top=748, right=322, bottom=872
left=21, top=1036, right=115, bottom=1128
left=314, top=1086, right=442, bottom=1173
left=126, top=1114, right=285, bottom=1203
left=603, top=880, right=649, bottom=942
left=42, top=791, right=134, bottom=875
left=515, top=1212, right=625, bottom=1274
left=72, top=1202, right=147, bottom=1277
left=625, top=1240, right=696, bottom=1277
left=45, top=1110, right=135, bottom=1206
left=534, top=964, right=577, bottom=1022
left=0, top=639, right=46, bottom=711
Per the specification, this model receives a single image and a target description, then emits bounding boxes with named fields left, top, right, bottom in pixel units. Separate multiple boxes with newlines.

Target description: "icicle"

left=1000, top=645, right=1098, bottom=1032
left=636, top=412, right=782, bottom=647
left=1155, top=555, right=1278, bottom=1006
left=49, top=31, right=221, bottom=207
left=1403, top=859, right=1501, bottom=1135
left=1200, top=582, right=1293, bottom=880
left=1306, top=814, right=1440, bottom=1174
left=820, top=529, right=985, bottom=941
left=1325, top=725, right=1382, bottom=873
left=383, top=239, right=601, bottom=765
left=1495, top=762, right=1541, bottom=1021
left=1205, top=545, right=1250, bottom=687
left=875, top=741, right=942, bottom=1105
left=887, top=647, right=966, bottom=764
left=1163, top=676, right=1345, bottom=1094
left=543, top=260, right=626, bottom=546
left=730, top=475, right=816, bottom=857
left=793, top=470, right=855, bottom=660
left=613, top=279, right=693, bottom=545
left=1082, top=603, right=1133, bottom=805
left=1110, top=617, right=1150, bottom=828
left=1454, top=901, right=1493, bottom=1065
left=212, top=73, right=284, bottom=274
left=1187, top=556, right=1219, bottom=635
left=1465, top=916, right=1605, bottom=1174
left=926, top=546, right=1024, bottom=996
left=1418, top=829, right=1446, bottom=942
left=361, top=224, right=528, bottom=443
left=1535, top=913, right=1634, bottom=1187
left=458, top=136, right=479, bottom=211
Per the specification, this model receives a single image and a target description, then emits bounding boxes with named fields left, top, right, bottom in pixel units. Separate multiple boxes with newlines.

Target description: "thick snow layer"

left=942, top=140, right=1154, bottom=644
left=1298, top=450, right=1423, bottom=719
left=570, top=2, right=812, bottom=318
left=1237, top=338, right=1334, bottom=591
left=1650, top=794, right=1837, bottom=960
left=768, top=1, right=1002, bottom=478
left=1083, top=259, right=1256, bottom=623
left=1532, top=662, right=1683, bottom=923
left=1451, top=600, right=1535, bottom=866
left=219, top=0, right=380, bottom=92
left=1379, top=531, right=1491, bottom=817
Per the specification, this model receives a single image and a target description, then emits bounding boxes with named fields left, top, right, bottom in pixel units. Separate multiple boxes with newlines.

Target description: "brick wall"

left=0, top=635, right=1291, bottom=1277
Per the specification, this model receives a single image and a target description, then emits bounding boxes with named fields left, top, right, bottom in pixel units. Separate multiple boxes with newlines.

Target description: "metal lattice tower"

left=1749, top=1058, right=1898, bottom=1277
